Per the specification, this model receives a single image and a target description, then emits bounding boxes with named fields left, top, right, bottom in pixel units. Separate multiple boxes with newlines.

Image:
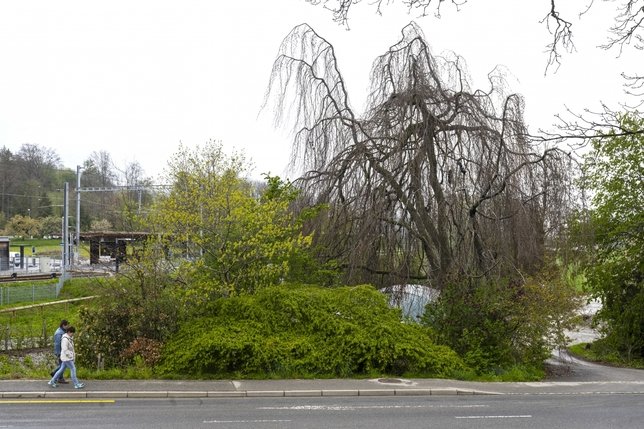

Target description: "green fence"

left=0, top=283, right=58, bottom=306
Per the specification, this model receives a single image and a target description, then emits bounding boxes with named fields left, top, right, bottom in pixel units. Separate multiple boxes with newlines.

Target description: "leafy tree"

left=0, top=144, right=62, bottom=220
left=35, top=192, right=54, bottom=218
left=0, top=147, right=16, bottom=217
left=151, top=141, right=315, bottom=308
left=40, top=216, right=62, bottom=237
left=4, top=214, right=42, bottom=238
left=581, top=113, right=644, bottom=361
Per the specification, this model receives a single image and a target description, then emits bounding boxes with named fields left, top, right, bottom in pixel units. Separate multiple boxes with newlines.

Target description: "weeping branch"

left=266, top=22, right=574, bottom=288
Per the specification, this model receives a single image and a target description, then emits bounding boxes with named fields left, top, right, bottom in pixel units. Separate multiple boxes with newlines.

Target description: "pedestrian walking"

left=48, top=326, right=85, bottom=389
left=50, top=319, right=69, bottom=384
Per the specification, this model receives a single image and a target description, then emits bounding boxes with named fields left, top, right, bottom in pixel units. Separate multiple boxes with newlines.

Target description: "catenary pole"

left=75, top=165, right=82, bottom=265
left=62, top=182, right=69, bottom=275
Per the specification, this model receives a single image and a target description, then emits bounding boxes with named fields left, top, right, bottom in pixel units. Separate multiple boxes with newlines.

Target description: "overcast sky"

left=0, top=0, right=638, bottom=181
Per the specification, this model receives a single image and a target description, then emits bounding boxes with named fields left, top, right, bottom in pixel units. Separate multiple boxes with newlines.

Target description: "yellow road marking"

left=0, top=399, right=115, bottom=404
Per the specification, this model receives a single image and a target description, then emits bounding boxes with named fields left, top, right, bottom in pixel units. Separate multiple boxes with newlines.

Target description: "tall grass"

left=0, top=277, right=104, bottom=353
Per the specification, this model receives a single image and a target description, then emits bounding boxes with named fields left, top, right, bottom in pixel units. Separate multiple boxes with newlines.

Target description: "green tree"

left=1, top=144, right=65, bottom=221
left=4, top=214, right=42, bottom=238
left=0, top=147, right=16, bottom=218
left=40, top=216, right=62, bottom=238
left=151, top=141, right=314, bottom=308
left=581, top=113, right=644, bottom=361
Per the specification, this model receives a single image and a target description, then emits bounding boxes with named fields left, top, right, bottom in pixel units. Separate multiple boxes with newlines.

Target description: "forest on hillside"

left=0, top=143, right=154, bottom=237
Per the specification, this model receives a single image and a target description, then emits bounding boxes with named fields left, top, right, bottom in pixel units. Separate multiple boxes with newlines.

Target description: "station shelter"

left=0, top=236, right=9, bottom=270
left=79, top=231, right=151, bottom=265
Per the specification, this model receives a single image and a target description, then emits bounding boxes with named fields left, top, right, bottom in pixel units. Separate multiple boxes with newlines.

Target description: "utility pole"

left=75, top=165, right=83, bottom=265
left=62, top=182, right=69, bottom=276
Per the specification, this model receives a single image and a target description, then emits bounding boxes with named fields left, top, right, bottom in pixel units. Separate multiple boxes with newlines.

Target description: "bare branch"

left=622, top=72, right=644, bottom=109
left=541, top=0, right=576, bottom=73
left=304, top=0, right=468, bottom=27
left=268, top=22, right=574, bottom=288
left=601, top=0, right=644, bottom=52
left=534, top=102, right=644, bottom=150
left=304, top=0, right=642, bottom=84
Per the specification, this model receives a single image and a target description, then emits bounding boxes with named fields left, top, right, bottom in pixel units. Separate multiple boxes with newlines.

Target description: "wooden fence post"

left=4, top=324, right=9, bottom=351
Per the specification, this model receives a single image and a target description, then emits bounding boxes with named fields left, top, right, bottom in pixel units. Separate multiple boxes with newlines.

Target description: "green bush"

left=76, top=276, right=178, bottom=369
left=586, top=250, right=644, bottom=362
left=423, top=272, right=579, bottom=374
left=159, top=284, right=465, bottom=378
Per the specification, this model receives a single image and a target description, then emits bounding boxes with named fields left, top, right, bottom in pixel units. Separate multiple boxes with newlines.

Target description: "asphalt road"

left=546, top=349, right=644, bottom=382
left=1, top=395, right=643, bottom=429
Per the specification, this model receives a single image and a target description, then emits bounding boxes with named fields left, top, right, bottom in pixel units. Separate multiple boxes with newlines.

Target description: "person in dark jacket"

left=50, top=319, right=69, bottom=384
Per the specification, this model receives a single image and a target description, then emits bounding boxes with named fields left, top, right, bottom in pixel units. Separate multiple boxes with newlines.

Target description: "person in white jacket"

left=48, top=326, right=85, bottom=389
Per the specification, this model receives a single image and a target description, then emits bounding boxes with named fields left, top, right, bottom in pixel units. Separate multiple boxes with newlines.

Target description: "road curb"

left=1, top=388, right=497, bottom=399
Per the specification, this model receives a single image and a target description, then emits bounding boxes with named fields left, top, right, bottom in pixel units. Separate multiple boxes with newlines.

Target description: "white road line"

left=260, top=404, right=488, bottom=411
left=456, top=415, right=532, bottom=419
left=204, top=420, right=292, bottom=424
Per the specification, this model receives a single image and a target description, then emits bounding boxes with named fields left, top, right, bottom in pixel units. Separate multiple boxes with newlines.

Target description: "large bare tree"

left=266, top=23, right=573, bottom=288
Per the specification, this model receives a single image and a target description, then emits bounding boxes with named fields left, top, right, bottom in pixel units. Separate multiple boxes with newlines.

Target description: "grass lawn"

left=568, top=342, right=644, bottom=369
left=9, top=238, right=89, bottom=258
left=0, top=277, right=105, bottom=380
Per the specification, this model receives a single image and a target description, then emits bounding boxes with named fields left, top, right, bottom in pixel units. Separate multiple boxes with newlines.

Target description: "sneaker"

left=48, top=381, right=58, bottom=388
left=57, top=379, right=69, bottom=384
left=74, top=383, right=85, bottom=389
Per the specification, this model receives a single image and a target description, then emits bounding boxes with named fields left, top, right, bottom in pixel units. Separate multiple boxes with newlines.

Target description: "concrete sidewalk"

left=2, top=378, right=644, bottom=399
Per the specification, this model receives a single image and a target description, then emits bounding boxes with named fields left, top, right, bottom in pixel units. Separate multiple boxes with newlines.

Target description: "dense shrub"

left=422, top=273, right=579, bottom=374
left=76, top=276, right=178, bottom=369
left=588, top=253, right=644, bottom=361
left=159, top=284, right=465, bottom=378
